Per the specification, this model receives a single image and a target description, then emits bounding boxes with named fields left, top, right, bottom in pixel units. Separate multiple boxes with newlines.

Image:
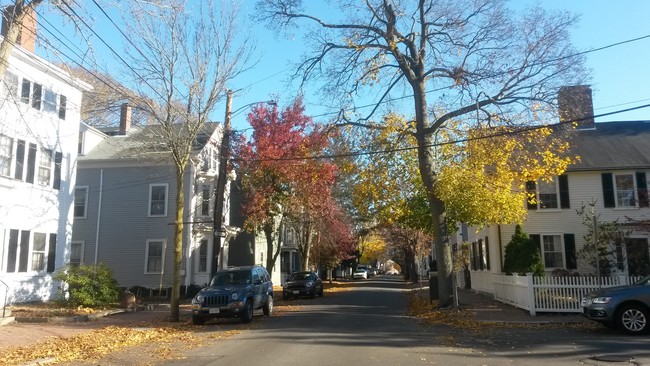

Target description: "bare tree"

left=121, top=0, right=253, bottom=321
left=258, top=0, right=587, bottom=307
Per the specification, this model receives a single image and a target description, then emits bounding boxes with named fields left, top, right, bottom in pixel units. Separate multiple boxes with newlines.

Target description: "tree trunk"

left=299, top=221, right=312, bottom=271
left=170, top=165, right=185, bottom=322
left=412, top=80, right=453, bottom=307
left=264, top=222, right=275, bottom=272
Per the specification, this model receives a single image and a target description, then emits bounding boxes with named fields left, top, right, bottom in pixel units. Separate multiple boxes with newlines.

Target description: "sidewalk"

left=456, top=288, right=589, bottom=324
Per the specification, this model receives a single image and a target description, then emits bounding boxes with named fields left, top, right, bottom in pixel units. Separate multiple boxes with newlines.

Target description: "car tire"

left=616, top=304, right=649, bottom=335
left=241, top=299, right=254, bottom=323
left=310, top=288, right=316, bottom=298
left=282, top=293, right=289, bottom=300
left=263, top=294, right=273, bottom=316
left=318, top=287, right=324, bottom=297
left=192, top=315, right=206, bottom=325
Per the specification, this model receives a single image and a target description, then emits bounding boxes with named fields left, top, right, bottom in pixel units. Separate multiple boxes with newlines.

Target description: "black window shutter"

left=58, top=95, right=66, bottom=120
left=32, top=82, right=42, bottom=110
left=471, top=242, right=477, bottom=270
left=19, top=230, right=30, bottom=272
left=53, top=152, right=62, bottom=189
left=530, top=234, right=542, bottom=258
left=558, top=174, right=570, bottom=209
left=637, top=172, right=648, bottom=208
left=47, top=233, right=57, bottom=273
left=478, top=239, right=485, bottom=271
left=14, top=140, right=25, bottom=180
left=526, top=181, right=537, bottom=210
left=485, top=236, right=491, bottom=270
left=20, top=79, right=30, bottom=104
left=601, top=173, right=615, bottom=208
left=563, top=234, right=577, bottom=270
left=26, top=143, right=36, bottom=183
left=7, top=229, right=19, bottom=272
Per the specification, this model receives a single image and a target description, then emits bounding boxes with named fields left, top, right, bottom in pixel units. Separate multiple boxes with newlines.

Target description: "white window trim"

left=29, top=232, right=47, bottom=273
left=144, top=239, right=166, bottom=274
left=37, top=148, right=53, bottom=186
left=199, top=183, right=212, bottom=217
left=74, top=186, right=89, bottom=219
left=148, top=183, right=169, bottom=217
left=70, top=240, right=85, bottom=266
left=613, top=172, right=638, bottom=209
left=540, top=233, right=565, bottom=270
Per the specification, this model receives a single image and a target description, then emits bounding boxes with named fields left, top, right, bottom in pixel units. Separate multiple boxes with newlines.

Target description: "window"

left=38, top=148, right=52, bottom=186
left=200, top=184, right=211, bottom=216
left=74, top=187, right=88, bottom=218
left=145, top=240, right=165, bottom=273
left=527, top=175, right=569, bottom=210
left=78, top=132, right=85, bottom=154
left=0, top=134, right=12, bottom=176
left=21, top=79, right=30, bottom=104
left=541, top=235, right=564, bottom=269
left=614, top=173, right=636, bottom=208
left=70, top=241, right=84, bottom=266
left=198, top=239, right=208, bottom=272
left=43, top=88, right=57, bottom=113
left=537, top=179, right=558, bottom=209
left=149, top=184, right=168, bottom=216
left=31, top=232, right=46, bottom=271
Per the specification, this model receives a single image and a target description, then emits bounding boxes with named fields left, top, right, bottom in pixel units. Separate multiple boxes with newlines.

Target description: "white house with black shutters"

left=453, top=86, right=650, bottom=288
left=0, top=15, right=91, bottom=305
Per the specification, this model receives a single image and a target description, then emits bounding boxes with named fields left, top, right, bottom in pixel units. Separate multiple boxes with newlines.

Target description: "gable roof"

left=80, top=122, right=221, bottom=162
left=567, top=121, right=650, bottom=171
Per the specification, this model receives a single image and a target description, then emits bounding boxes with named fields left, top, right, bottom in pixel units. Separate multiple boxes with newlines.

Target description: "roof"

left=80, top=122, right=221, bottom=162
left=567, top=121, right=650, bottom=172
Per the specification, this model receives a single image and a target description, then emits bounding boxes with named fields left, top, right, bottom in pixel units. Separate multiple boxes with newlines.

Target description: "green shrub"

left=503, top=225, right=544, bottom=276
left=54, top=263, right=120, bottom=307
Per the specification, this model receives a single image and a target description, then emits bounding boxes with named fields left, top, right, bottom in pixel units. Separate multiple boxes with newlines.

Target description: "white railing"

left=0, top=278, right=8, bottom=318
left=489, top=273, right=643, bottom=315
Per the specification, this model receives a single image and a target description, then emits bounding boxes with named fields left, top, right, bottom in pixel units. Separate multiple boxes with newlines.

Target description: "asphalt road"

left=65, top=276, right=650, bottom=366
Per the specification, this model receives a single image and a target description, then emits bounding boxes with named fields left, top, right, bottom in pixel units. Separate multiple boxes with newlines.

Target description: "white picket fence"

left=475, top=272, right=643, bottom=315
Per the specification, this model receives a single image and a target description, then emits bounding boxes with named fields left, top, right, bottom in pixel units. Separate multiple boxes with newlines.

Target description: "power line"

left=235, top=102, right=650, bottom=163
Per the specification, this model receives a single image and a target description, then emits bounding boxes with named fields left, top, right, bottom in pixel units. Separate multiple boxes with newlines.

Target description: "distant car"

left=353, top=269, right=368, bottom=280
left=581, top=275, right=650, bottom=335
left=367, top=268, right=377, bottom=277
left=190, top=266, right=273, bottom=325
left=282, top=271, right=324, bottom=299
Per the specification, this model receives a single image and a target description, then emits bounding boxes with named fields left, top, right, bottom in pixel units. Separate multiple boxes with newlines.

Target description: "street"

left=60, top=276, right=650, bottom=366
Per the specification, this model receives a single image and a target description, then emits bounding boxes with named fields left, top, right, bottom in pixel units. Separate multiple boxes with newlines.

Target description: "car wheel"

left=263, top=294, right=273, bottom=316
left=282, top=293, right=289, bottom=300
left=616, top=304, right=649, bottom=335
left=310, top=288, right=316, bottom=298
left=192, top=315, right=206, bottom=325
left=241, top=299, right=254, bottom=323
left=318, top=287, right=324, bottom=297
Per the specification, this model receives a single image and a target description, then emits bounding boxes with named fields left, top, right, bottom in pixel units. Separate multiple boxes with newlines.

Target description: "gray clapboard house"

left=72, top=106, right=231, bottom=292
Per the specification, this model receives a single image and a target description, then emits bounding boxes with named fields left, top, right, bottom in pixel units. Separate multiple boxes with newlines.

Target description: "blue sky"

left=33, top=1, right=650, bottom=132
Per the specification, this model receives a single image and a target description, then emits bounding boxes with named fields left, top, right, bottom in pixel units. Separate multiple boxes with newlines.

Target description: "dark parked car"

left=282, top=271, right=323, bottom=299
left=581, top=275, right=650, bottom=335
left=190, top=266, right=273, bottom=325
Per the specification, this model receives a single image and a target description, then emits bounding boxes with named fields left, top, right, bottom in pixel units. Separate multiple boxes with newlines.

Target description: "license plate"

left=209, top=308, right=220, bottom=314
left=293, top=290, right=299, bottom=294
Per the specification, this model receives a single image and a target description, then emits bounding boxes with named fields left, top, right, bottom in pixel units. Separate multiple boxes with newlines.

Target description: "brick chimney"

left=1, top=4, right=37, bottom=53
left=119, top=103, right=132, bottom=135
left=558, top=85, right=595, bottom=130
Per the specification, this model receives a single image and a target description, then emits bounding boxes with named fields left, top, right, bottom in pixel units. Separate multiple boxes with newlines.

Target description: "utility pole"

left=212, top=90, right=232, bottom=274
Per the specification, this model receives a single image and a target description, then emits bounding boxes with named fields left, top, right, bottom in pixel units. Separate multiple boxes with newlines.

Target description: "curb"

left=9, top=304, right=170, bottom=324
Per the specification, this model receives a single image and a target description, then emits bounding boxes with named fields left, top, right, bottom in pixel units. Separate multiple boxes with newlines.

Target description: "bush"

left=503, top=225, right=544, bottom=276
left=54, top=263, right=120, bottom=307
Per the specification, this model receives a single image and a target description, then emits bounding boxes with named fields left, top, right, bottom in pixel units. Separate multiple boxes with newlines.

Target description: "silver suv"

left=191, top=266, right=274, bottom=325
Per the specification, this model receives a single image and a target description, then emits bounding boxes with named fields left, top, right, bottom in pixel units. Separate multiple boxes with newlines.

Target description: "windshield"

left=288, top=273, right=313, bottom=281
left=210, top=270, right=251, bottom=286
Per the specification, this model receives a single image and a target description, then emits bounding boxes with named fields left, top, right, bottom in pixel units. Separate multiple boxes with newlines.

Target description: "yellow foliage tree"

left=436, top=125, right=579, bottom=227
left=360, top=234, right=387, bottom=264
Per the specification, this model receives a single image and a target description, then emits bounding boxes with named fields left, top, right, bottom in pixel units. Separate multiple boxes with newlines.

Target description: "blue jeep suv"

left=191, top=266, right=274, bottom=325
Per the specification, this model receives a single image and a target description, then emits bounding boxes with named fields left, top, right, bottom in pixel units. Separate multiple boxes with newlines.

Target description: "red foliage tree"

left=236, top=98, right=338, bottom=272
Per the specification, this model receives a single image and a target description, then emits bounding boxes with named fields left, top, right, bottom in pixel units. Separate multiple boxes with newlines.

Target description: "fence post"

left=616, top=273, right=628, bottom=286
left=526, top=273, right=536, bottom=316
